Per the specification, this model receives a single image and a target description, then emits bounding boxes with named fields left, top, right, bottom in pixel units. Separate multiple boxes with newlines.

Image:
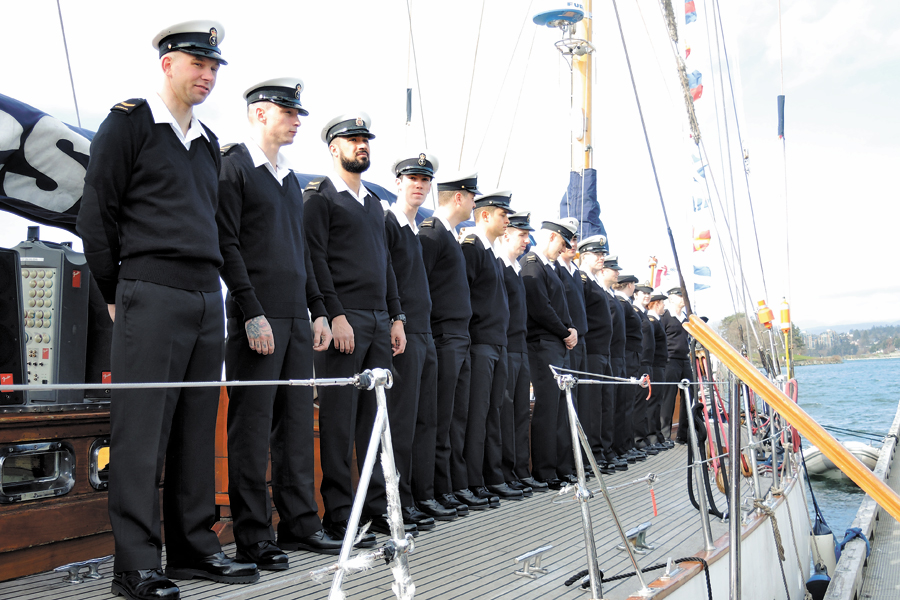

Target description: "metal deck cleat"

left=616, top=522, right=657, bottom=554
left=513, top=544, right=553, bottom=579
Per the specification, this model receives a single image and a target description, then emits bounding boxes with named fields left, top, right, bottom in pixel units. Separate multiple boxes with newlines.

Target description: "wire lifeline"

left=458, top=0, right=486, bottom=170
left=404, top=0, right=428, bottom=148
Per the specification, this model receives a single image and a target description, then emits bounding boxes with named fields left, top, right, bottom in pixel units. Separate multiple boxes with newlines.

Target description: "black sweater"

left=77, top=99, right=222, bottom=303
left=418, top=217, right=472, bottom=337
left=557, top=263, right=588, bottom=338
left=302, top=177, right=401, bottom=318
left=384, top=210, right=432, bottom=334
left=636, top=308, right=655, bottom=367
left=620, top=296, right=643, bottom=354
left=580, top=271, right=612, bottom=356
left=608, top=289, right=626, bottom=358
left=649, top=313, right=669, bottom=367
left=520, top=251, right=572, bottom=343
left=461, top=234, right=509, bottom=346
left=216, top=143, right=326, bottom=322
left=502, top=262, right=528, bottom=353
left=661, top=310, right=690, bottom=359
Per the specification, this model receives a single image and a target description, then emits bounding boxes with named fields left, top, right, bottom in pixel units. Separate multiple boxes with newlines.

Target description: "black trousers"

left=316, top=309, right=391, bottom=523
left=527, top=337, right=568, bottom=482
left=388, top=332, right=437, bottom=506
left=585, top=353, right=610, bottom=461
left=632, top=363, right=654, bottom=447
left=464, top=344, right=508, bottom=487
left=602, top=355, right=625, bottom=459
left=646, top=365, right=667, bottom=444
left=568, top=341, right=588, bottom=465
left=501, top=350, right=533, bottom=482
left=225, top=316, right=321, bottom=547
left=433, top=333, right=470, bottom=495
left=614, top=350, right=641, bottom=454
left=109, top=280, right=223, bottom=572
left=662, top=357, right=694, bottom=441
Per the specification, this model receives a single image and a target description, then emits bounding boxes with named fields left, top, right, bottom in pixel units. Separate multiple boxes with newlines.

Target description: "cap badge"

left=209, top=28, right=218, bottom=46
left=418, top=153, right=427, bottom=166
left=295, top=84, right=302, bottom=99
left=356, top=117, right=364, bottom=126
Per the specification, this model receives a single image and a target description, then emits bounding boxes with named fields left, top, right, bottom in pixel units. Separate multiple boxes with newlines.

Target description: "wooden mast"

left=571, top=0, right=592, bottom=171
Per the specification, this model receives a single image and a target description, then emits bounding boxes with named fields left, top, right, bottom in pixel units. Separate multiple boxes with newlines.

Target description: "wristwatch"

left=391, top=313, right=407, bottom=325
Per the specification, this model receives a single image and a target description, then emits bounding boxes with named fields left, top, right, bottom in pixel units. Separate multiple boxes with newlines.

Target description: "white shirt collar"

left=328, top=173, right=372, bottom=205
left=615, top=290, right=632, bottom=303
left=536, top=250, right=555, bottom=269
left=435, top=214, right=455, bottom=235
left=245, top=136, right=292, bottom=185
left=580, top=267, right=598, bottom=284
left=668, top=306, right=687, bottom=322
left=501, top=253, right=521, bottom=274
left=147, top=93, right=208, bottom=150
left=389, top=202, right=418, bottom=234
left=473, top=228, right=502, bottom=258
left=557, top=257, right=577, bottom=275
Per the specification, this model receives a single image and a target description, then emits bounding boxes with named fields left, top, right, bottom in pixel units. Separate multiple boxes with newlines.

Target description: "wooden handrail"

left=683, top=315, right=900, bottom=523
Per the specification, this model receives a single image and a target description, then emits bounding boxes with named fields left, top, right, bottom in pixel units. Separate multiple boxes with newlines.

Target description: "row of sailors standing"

left=73, top=19, right=695, bottom=600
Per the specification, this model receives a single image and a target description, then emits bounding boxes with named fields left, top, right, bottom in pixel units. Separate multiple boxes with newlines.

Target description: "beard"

left=340, top=152, right=370, bottom=174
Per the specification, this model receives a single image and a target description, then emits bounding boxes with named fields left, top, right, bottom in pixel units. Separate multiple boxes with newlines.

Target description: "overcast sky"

left=1, top=0, right=897, bottom=330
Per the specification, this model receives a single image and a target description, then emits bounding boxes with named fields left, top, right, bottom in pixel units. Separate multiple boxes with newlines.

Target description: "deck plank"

left=0, top=445, right=774, bottom=600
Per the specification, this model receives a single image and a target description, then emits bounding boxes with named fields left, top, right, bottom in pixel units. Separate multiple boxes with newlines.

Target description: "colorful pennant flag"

left=688, top=71, right=704, bottom=101
left=685, top=0, right=697, bottom=24
left=693, top=228, right=711, bottom=252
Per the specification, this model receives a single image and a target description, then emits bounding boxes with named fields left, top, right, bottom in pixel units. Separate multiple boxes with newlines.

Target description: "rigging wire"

left=405, top=0, right=428, bottom=148
left=608, top=0, right=694, bottom=316
left=56, top=0, right=81, bottom=128
left=777, top=0, right=793, bottom=306
left=458, top=0, right=487, bottom=170
left=712, top=0, right=770, bottom=301
left=473, top=0, right=536, bottom=166
left=496, top=26, right=538, bottom=187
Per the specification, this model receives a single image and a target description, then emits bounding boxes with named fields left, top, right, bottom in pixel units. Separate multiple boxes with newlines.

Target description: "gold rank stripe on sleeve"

left=111, top=98, right=146, bottom=114
left=420, top=217, right=435, bottom=228
left=526, top=254, right=538, bottom=263
left=462, top=234, right=477, bottom=245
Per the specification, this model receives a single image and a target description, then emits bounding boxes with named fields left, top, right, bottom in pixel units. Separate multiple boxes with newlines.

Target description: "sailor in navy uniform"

left=555, top=217, right=588, bottom=478
left=646, top=291, right=673, bottom=450
left=498, top=213, right=546, bottom=492
left=611, top=273, right=647, bottom=463
left=77, top=20, right=258, bottom=598
left=460, top=190, right=520, bottom=506
left=631, top=282, right=658, bottom=455
left=418, top=172, right=485, bottom=512
left=598, top=256, right=628, bottom=471
left=217, top=78, right=344, bottom=568
left=382, top=151, right=450, bottom=529
left=577, top=235, right=615, bottom=473
left=520, top=219, right=578, bottom=488
left=660, top=287, right=693, bottom=443
left=303, top=113, right=412, bottom=540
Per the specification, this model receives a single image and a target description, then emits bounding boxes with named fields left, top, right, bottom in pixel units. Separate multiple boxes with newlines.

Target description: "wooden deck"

left=0, top=444, right=772, bottom=600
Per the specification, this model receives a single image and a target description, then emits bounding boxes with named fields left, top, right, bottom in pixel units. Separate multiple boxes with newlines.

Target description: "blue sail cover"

left=559, top=168, right=606, bottom=241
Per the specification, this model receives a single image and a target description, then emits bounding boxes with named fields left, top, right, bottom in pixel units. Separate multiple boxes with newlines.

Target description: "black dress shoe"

left=629, top=449, right=648, bottom=462
left=278, top=529, right=343, bottom=555
left=562, top=473, right=579, bottom=485
left=236, top=540, right=289, bottom=570
left=472, top=486, right=501, bottom=507
left=454, top=488, right=489, bottom=510
left=544, top=478, right=564, bottom=490
left=620, top=453, right=637, bottom=464
left=438, top=492, right=469, bottom=515
left=486, top=482, right=524, bottom=500
left=366, top=514, right=418, bottom=537
left=520, top=476, right=549, bottom=492
left=417, top=498, right=458, bottom=520
left=598, top=463, right=616, bottom=475
left=111, top=569, right=179, bottom=600
left=166, top=552, right=258, bottom=584
left=507, top=480, right=533, bottom=497
left=403, top=506, right=436, bottom=530
left=642, top=446, right=660, bottom=455
left=323, top=519, right=377, bottom=548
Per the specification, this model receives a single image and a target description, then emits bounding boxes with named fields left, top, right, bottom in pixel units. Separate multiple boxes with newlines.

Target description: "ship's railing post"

left=737, top=378, right=764, bottom=506
left=680, top=379, right=716, bottom=551
left=554, top=370, right=653, bottom=597
left=328, top=368, right=415, bottom=600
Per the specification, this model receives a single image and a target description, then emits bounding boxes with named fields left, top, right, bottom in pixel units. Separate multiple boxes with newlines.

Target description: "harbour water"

left=795, top=357, right=900, bottom=538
